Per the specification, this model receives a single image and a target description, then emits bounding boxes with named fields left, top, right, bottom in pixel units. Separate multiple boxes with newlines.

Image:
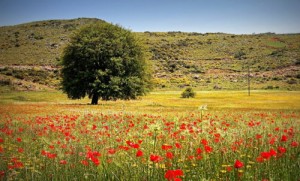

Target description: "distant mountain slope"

left=0, top=18, right=299, bottom=90
left=0, top=18, right=105, bottom=65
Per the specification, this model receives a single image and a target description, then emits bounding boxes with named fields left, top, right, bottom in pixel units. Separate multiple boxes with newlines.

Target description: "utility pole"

left=248, top=60, right=250, bottom=96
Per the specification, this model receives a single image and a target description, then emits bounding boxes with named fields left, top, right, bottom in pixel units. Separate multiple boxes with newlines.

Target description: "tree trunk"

left=91, top=93, right=99, bottom=105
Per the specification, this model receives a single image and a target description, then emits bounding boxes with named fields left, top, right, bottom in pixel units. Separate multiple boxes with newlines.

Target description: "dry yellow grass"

left=0, top=90, right=299, bottom=116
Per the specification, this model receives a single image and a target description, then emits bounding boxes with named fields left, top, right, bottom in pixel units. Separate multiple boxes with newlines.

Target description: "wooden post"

left=248, top=62, right=250, bottom=96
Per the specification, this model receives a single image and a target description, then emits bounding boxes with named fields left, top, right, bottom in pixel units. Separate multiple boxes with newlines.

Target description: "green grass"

left=266, top=41, right=286, bottom=48
left=1, top=90, right=299, bottom=113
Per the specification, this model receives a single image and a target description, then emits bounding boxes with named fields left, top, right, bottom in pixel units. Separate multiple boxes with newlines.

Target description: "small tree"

left=61, top=22, right=152, bottom=104
left=181, top=87, right=196, bottom=98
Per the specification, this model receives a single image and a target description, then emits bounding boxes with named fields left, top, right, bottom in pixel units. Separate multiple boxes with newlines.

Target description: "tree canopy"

left=61, top=22, right=152, bottom=104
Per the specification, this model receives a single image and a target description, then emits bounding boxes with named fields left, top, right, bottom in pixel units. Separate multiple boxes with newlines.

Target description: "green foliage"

left=61, top=22, right=152, bottom=104
left=234, top=50, right=246, bottom=60
left=181, top=87, right=196, bottom=98
left=0, top=78, right=11, bottom=86
left=0, top=67, right=59, bottom=87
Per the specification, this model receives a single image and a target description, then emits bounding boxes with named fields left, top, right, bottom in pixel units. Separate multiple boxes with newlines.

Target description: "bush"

left=234, top=50, right=246, bottom=60
left=287, top=78, right=297, bottom=84
left=0, top=79, right=11, bottom=86
left=266, top=85, right=274, bottom=90
left=181, top=87, right=196, bottom=98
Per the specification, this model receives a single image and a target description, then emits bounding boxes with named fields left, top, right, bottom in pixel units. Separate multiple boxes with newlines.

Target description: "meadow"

left=0, top=90, right=299, bottom=180
left=1, top=18, right=299, bottom=181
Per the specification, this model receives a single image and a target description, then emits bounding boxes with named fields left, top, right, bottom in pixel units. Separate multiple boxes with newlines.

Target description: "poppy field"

left=0, top=91, right=300, bottom=180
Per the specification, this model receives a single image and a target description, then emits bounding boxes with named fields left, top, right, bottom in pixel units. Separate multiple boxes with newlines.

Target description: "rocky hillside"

left=0, top=18, right=299, bottom=91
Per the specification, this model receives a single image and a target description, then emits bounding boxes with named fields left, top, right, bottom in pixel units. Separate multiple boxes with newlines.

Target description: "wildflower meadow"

left=0, top=106, right=299, bottom=180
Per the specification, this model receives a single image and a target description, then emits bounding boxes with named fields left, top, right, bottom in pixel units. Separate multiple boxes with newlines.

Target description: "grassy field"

left=0, top=90, right=299, bottom=180
left=1, top=90, right=300, bottom=114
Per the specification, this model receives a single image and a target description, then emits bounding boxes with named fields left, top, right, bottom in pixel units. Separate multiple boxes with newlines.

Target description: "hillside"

left=0, top=18, right=299, bottom=91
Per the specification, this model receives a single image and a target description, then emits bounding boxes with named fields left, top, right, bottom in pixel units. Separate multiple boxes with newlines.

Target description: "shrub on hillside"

left=287, top=78, right=297, bottom=84
left=234, top=50, right=246, bottom=60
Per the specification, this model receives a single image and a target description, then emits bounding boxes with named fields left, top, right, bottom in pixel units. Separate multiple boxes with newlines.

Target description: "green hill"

left=0, top=18, right=299, bottom=91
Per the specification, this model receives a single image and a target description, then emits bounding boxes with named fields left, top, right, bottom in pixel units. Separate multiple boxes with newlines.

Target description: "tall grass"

left=0, top=110, right=299, bottom=180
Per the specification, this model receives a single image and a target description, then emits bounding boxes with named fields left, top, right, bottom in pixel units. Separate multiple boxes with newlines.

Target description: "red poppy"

left=0, top=138, right=3, bottom=143
left=18, top=148, right=24, bottom=153
left=10, top=158, right=24, bottom=169
left=269, top=149, right=277, bottom=157
left=234, top=160, right=244, bottom=168
left=91, top=156, right=100, bottom=166
left=0, top=170, right=4, bottom=178
left=108, top=148, right=116, bottom=155
left=281, top=135, right=288, bottom=142
left=132, top=144, right=140, bottom=149
left=92, top=151, right=101, bottom=157
left=59, top=160, right=67, bottom=165
left=81, top=160, right=89, bottom=166
left=162, top=144, right=173, bottom=150
left=214, top=138, right=220, bottom=143
left=41, top=150, right=47, bottom=156
left=126, top=140, right=139, bottom=149
left=204, top=145, right=213, bottom=153
left=16, top=137, right=22, bottom=142
left=86, top=151, right=94, bottom=159
left=164, top=169, right=184, bottom=181
left=126, top=140, right=134, bottom=146
left=201, top=139, right=208, bottom=145
left=269, top=137, right=277, bottom=145
left=136, top=150, right=143, bottom=157
left=175, top=143, right=182, bottom=149
left=256, top=134, right=262, bottom=139
left=196, top=155, right=202, bottom=160
left=256, top=156, right=264, bottom=163
left=119, top=146, right=130, bottom=151
left=196, top=148, right=202, bottom=155
left=14, top=161, right=24, bottom=169
left=277, top=146, right=286, bottom=154
left=188, top=155, right=194, bottom=160
left=47, top=153, right=57, bottom=159
left=150, top=154, right=163, bottom=162
left=166, top=152, right=174, bottom=159
left=291, top=141, right=298, bottom=147
left=261, top=152, right=271, bottom=160
left=226, top=166, right=232, bottom=172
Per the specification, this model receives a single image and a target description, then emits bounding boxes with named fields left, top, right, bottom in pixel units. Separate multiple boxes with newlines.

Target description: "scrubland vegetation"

left=0, top=18, right=299, bottom=91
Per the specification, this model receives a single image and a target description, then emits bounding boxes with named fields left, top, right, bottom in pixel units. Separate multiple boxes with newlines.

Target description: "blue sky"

left=0, top=0, right=299, bottom=34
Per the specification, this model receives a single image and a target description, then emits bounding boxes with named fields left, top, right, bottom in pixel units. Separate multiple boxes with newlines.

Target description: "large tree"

left=61, top=22, right=152, bottom=104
